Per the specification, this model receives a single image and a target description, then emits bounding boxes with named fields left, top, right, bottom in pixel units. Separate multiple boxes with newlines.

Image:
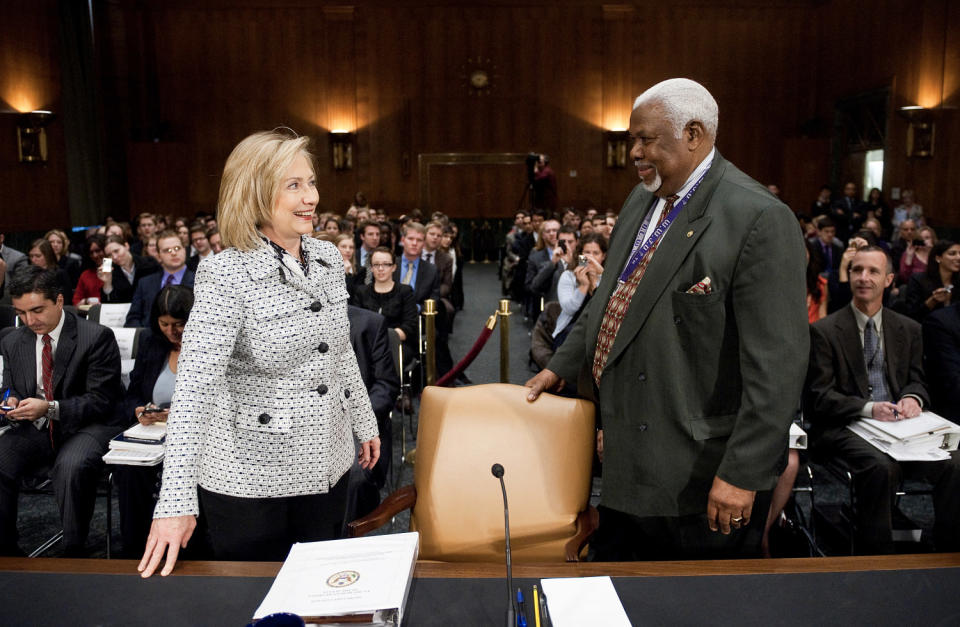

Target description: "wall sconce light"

left=604, top=130, right=629, bottom=168
left=329, top=131, right=354, bottom=170
left=899, top=106, right=935, bottom=158
left=17, top=110, right=54, bottom=163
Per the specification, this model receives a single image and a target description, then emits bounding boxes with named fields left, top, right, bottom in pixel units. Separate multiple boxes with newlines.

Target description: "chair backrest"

left=109, top=327, right=142, bottom=361
left=90, top=303, right=131, bottom=328
left=411, top=383, right=595, bottom=562
left=0, top=304, right=17, bottom=329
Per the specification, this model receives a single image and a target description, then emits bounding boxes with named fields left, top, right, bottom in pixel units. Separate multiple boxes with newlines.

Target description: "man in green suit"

left=526, top=78, right=808, bottom=559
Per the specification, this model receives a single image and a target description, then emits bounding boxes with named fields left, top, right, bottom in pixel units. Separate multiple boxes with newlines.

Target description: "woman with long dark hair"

left=114, top=285, right=194, bottom=557
left=904, top=239, right=960, bottom=322
left=72, top=234, right=108, bottom=306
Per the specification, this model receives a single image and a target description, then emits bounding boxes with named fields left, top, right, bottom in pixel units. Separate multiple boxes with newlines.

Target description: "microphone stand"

left=492, top=463, right=515, bottom=627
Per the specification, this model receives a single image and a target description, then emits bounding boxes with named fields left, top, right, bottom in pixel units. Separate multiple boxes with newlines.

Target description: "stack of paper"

left=540, top=576, right=630, bottom=627
left=848, top=412, right=960, bottom=461
left=103, top=422, right=166, bottom=466
left=254, top=532, right=419, bottom=626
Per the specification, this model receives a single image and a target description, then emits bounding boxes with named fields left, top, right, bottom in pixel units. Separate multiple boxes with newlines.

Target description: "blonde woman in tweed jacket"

left=139, top=131, right=380, bottom=577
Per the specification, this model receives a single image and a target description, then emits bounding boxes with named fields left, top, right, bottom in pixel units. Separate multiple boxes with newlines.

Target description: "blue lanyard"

left=618, top=169, right=709, bottom=284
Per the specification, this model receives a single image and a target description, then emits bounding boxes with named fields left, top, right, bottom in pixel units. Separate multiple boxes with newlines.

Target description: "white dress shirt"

left=32, top=309, right=65, bottom=428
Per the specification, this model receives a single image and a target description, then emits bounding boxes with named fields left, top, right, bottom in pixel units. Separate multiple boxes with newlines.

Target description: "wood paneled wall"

left=1, top=0, right=957, bottom=232
left=0, top=0, right=67, bottom=237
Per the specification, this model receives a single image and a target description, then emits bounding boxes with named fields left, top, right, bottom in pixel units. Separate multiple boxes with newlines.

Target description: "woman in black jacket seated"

left=113, top=285, right=193, bottom=557
left=903, top=239, right=960, bottom=323
left=351, top=247, right=417, bottom=349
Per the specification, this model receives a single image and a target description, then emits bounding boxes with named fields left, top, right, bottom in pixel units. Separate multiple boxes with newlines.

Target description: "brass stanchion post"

left=423, top=299, right=437, bottom=386
left=498, top=299, right=511, bottom=383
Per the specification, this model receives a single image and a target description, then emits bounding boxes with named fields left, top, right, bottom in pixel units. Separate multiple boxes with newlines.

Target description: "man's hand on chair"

left=525, top=369, right=565, bottom=402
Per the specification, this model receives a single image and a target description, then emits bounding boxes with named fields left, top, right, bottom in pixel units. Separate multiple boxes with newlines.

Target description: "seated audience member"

left=524, top=219, right=561, bottom=317
left=175, top=222, right=191, bottom=254
left=898, top=225, right=935, bottom=285
left=811, top=216, right=843, bottom=277
left=804, top=246, right=960, bottom=554
left=805, top=239, right=828, bottom=323
left=353, top=248, right=418, bottom=345
left=206, top=227, right=223, bottom=254
left=331, top=233, right=363, bottom=296
left=892, top=189, right=924, bottom=233
left=186, top=224, right=214, bottom=271
left=45, top=229, right=82, bottom=287
left=0, top=266, right=124, bottom=556
left=923, top=302, right=960, bottom=424
left=903, top=240, right=960, bottom=323
left=507, top=213, right=535, bottom=302
left=72, top=235, right=108, bottom=306
left=1, top=233, right=28, bottom=300
left=355, top=220, right=381, bottom=275
left=422, top=221, right=454, bottom=299
left=810, top=185, right=832, bottom=217
left=890, top=219, right=919, bottom=270
left=125, top=230, right=195, bottom=328
left=27, top=238, right=73, bottom=306
left=441, top=224, right=464, bottom=311
left=531, top=225, right=578, bottom=304
left=132, top=212, right=158, bottom=256
left=832, top=230, right=877, bottom=313
left=863, top=188, right=892, bottom=239
left=554, top=233, right=606, bottom=346
left=343, top=306, right=400, bottom=523
left=100, top=235, right=161, bottom=304
left=394, top=222, right=439, bottom=310
left=323, top=216, right=341, bottom=236
left=862, top=217, right=891, bottom=252
left=591, top=214, right=611, bottom=239
left=113, top=286, right=193, bottom=557
left=143, top=235, right=161, bottom=263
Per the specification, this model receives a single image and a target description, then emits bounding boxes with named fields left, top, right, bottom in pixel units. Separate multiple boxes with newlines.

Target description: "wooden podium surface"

left=2, top=554, right=958, bottom=625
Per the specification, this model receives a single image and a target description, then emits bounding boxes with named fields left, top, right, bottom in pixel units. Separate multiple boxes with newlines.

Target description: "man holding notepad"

left=805, top=246, right=960, bottom=554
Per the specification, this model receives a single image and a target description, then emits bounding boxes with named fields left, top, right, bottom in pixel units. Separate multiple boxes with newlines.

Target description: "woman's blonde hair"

left=217, top=130, right=313, bottom=251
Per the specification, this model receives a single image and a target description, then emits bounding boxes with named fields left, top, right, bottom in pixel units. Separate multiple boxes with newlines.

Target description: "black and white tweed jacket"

left=153, top=236, right=378, bottom=518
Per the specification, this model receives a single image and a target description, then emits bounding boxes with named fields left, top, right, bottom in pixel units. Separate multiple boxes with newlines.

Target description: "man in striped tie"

left=0, top=266, right=124, bottom=556
left=526, top=78, right=808, bottom=560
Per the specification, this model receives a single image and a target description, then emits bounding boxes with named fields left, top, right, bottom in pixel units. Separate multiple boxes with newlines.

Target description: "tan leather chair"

left=348, top=383, right=597, bottom=562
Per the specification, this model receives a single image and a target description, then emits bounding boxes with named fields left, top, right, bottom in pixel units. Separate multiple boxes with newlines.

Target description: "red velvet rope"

left=435, top=325, right=495, bottom=387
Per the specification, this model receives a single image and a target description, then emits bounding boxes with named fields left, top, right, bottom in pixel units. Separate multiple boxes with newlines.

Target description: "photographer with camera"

left=529, top=224, right=577, bottom=303
left=903, top=239, right=960, bottom=323
left=553, top=232, right=607, bottom=347
left=898, top=225, right=936, bottom=285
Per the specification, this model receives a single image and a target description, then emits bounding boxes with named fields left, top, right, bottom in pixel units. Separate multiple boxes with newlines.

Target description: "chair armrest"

left=564, top=506, right=599, bottom=562
left=346, top=484, right=418, bottom=537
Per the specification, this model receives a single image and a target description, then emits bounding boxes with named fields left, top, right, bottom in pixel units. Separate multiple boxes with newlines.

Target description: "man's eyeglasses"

left=371, top=263, right=394, bottom=269
left=160, top=246, right=183, bottom=254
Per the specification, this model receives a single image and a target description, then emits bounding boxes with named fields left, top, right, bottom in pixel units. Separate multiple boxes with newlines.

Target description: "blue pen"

left=517, top=588, right=528, bottom=627
left=1, top=388, right=9, bottom=407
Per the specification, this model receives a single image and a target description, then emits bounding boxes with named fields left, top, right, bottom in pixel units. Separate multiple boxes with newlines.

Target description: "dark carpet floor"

left=15, top=262, right=936, bottom=559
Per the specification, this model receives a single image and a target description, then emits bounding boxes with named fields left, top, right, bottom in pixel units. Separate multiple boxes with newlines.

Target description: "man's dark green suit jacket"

left=548, top=151, right=809, bottom=518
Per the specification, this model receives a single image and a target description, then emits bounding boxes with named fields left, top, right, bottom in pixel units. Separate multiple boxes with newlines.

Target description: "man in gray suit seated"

left=0, top=266, right=124, bottom=556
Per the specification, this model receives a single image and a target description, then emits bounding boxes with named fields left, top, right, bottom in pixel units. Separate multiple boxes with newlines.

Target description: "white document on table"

left=541, top=576, right=631, bottom=627
left=253, top=532, right=419, bottom=625
left=848, top=420, right=953, bottom=462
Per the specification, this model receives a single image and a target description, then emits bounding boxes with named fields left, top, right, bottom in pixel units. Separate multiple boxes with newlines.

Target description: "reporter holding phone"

left=113, top=285, right=192, bottom=557
left=139, top=130, right=379, bottom=577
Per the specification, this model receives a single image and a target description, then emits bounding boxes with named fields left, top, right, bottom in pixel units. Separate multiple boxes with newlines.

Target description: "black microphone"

left=491, top=463, right=515, bottom=627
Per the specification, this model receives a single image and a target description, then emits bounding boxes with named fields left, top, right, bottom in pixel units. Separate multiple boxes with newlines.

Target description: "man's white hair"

left=632, top=78, right=718, bottom=140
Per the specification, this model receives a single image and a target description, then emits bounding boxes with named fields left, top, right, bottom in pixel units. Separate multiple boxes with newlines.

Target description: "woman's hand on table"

left=138, top=515, right=197, bottom=578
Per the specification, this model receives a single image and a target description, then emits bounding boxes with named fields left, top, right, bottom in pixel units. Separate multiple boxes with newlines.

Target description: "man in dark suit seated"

left=805, top=246, right=960, bottom=554
left=344, top=306, right=400, bottom=523
left=922, top=302, right=960, bottom=424
left=125, top=230, right=195, bottom=327
left=0, top=266, right=125, bottom=556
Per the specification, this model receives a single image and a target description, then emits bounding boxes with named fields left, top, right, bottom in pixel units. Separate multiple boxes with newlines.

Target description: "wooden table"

left=3, top=554, right=959, bottom=625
